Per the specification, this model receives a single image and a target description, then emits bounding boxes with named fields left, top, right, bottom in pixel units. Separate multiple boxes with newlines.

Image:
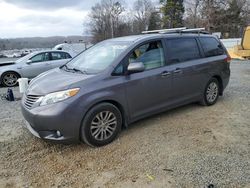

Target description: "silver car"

left=0, top=50, right=72, bottom=87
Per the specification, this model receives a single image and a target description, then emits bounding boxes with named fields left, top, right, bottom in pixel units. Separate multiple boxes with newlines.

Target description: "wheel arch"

left=212, top=75, right=223, bottom=95
left=1, top=70, right=21, bottom=78
left=82, top=99, right=128, bottom=131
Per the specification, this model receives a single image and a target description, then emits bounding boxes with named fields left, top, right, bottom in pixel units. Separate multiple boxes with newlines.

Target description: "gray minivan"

left=21, top=30, right=230, bottom=147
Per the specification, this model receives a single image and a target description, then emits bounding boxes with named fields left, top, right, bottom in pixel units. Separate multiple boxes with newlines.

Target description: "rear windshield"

left=199, top=37, right=225, bottom=57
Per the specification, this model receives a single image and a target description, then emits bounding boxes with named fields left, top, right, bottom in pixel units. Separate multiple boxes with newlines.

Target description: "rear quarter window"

left=165, top=38, right=201, bottom=64
left=51, top=52, right=71, bottom=60
left=65, top=53, right=72, bottom=59
left=199, top=37, right=225, bottom=57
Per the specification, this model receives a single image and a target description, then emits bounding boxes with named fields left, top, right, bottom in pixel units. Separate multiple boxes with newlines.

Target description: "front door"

left=124, top=40, right=173, bottom=120
left=21, top=52, right=51, bottom=78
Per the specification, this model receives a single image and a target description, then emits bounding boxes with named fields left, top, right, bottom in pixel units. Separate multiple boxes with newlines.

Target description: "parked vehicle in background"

left=54, top=42, right=92, bottom=57
left=21, top=28, right=231, bottom=147
left=0, top=53, right=7, bottom=58
left=0, top=50, right=72, bottom=87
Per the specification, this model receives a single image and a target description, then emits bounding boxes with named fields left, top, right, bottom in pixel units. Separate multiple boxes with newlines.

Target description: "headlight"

left=38, top=88, right=80, bottom=106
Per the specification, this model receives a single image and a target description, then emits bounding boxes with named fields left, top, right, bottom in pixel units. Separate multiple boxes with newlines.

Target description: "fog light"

left=40, top=130, right=64, bottom=140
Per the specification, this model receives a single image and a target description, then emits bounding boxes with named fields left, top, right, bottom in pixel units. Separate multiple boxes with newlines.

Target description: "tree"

left=228, top=0, right=250, bottom=37
left=160, top=0, right=185, bottom=28
left=184, top=0, right=202, bottom=28
left=148, top=11, right=162, bottom=30
left=199, top=0, right=226, bottom=33
left=109, top=1, right=124, bottom=38
left=224, top=0, right=245, bottom=37
left=199, top=0, right=247, bottom=37
left=88, top=0, right=125, bottom=43
left=85, top=0, right=249, bottom=41
left=0, top=43, right=6, bottom=51
left=133, top=0, right=154, bottom=33
left=242, top=0, right=250, bottom=25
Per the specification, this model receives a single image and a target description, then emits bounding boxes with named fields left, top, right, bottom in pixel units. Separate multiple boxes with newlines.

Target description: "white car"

left=0, top=50, right=72, bottom=87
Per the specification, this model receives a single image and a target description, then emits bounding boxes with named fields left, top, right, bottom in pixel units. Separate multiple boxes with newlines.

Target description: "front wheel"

left=201, top=78, right=220, bottom=106
left=1, top=72, right=19, bottom=87
left=81, top=103, right=122, bottom=147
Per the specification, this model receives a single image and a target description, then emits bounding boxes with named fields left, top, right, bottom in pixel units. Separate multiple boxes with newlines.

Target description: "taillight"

left=225, top=54, right=231, bottom=63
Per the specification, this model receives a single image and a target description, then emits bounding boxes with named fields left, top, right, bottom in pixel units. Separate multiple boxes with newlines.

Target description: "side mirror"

left=26, top=60, right=32, bottom=64
left=127, top=62, right=145, bottom=74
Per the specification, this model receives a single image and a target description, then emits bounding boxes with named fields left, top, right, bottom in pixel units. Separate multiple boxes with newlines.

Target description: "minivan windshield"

left=64, top=40, right=131, bottom=74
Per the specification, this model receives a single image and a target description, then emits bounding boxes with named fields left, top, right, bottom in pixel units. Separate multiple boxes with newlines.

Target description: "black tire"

left=81, top=103, right=122, bottom=147
left=201, top=78, right=220, bottom=106
left=1, top=71, right=20, bottom=87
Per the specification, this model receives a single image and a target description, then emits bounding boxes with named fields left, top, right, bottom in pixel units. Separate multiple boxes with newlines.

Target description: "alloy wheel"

left=90, top=111, right=117, bottom=141
left=206, top=82, right=218, bottom=103
left=3, top=73, right=18, bottom=87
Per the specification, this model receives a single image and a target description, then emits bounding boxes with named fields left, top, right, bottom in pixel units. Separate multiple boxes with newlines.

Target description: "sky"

left=0, top=0, right=138, bottom=39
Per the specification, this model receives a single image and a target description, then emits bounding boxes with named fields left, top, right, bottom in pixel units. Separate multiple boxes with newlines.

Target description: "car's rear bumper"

left=222, top=66, right=230, bottom=91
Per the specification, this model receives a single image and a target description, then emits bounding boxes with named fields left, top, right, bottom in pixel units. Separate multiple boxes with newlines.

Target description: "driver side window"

left=30, top=53, right=49, bottom=63
left=129, top=41, right=165, bottom=70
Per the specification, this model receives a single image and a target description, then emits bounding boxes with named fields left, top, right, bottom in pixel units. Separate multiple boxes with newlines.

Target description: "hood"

left=27, top=68, right=95, bottom=95
left=0, top=61, right=15, bottom=67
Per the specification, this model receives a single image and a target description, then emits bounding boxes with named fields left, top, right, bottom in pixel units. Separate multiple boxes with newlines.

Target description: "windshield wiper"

left=61, top=64, right=87, bottom=74
left=61, top=64, right=70, bottom=70
left=72, top=68, right=87, bottom=74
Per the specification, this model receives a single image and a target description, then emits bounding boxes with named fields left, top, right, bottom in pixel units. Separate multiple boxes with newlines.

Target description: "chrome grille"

left=24, top=95, right=40, bottom=109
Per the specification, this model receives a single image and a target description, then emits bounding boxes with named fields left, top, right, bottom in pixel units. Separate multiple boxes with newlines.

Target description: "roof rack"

left=142, top=27, right=209, bottom=35
left=141, top=27, right=187, bottom=34
left=181, top=28, right=209, bottom=34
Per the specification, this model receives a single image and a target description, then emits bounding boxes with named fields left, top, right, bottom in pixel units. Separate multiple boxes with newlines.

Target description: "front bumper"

left=25, top=120, right=40, bottom=138
left=21, top=99, right=83, bottom=144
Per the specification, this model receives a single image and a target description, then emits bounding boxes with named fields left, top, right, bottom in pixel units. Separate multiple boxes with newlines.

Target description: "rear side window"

left=51, top=52, right=64, bottom=60
left=165, top=38, right=201, bottom=64
left=51, top=52, right=71, bottom=60
left=199, top=37, right=225, bottom=57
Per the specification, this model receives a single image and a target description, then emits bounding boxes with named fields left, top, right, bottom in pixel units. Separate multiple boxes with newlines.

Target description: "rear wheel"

left=201, top=78, right=219, bottom=106
left=1, top=72, right=19, bottom=87
left=81, top=103, right=122, bottom=147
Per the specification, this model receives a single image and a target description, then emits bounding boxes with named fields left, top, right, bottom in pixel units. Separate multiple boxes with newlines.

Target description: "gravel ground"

left=0, top=60, right=250, bottom=188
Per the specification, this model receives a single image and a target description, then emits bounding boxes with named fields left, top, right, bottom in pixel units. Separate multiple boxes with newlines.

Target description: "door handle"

left=161, top=71, right=171, bottom=77
left=173, top=68, right=183, bottom=74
